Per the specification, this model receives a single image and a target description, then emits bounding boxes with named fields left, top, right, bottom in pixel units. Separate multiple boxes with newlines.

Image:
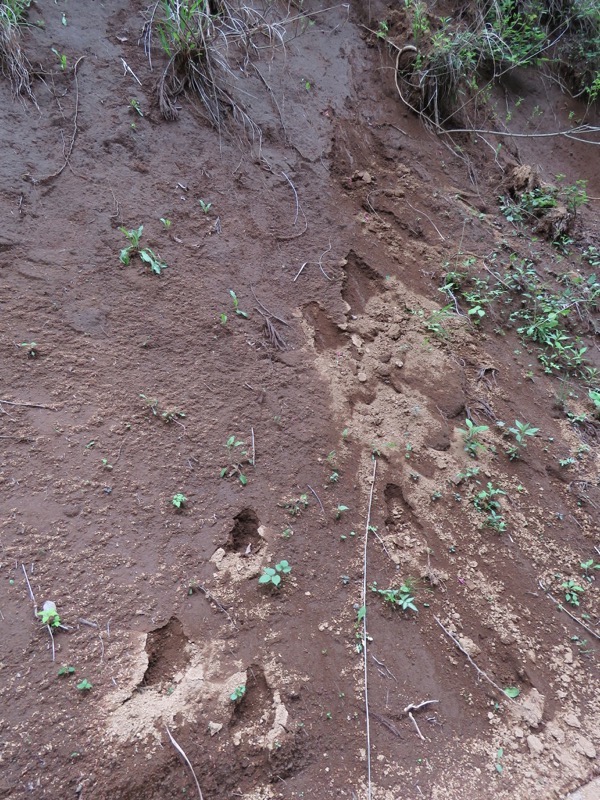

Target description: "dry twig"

left=362, top=457, right=378, bottom=800
left=434, top=616, right=517, bottom=703
left=538, top=581, right=600, bottom=641
left=165, top=726, right=204, bottom=800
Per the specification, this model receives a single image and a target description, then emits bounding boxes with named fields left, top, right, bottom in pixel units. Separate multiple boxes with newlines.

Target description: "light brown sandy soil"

left=0, top=1, right=599, bottom=799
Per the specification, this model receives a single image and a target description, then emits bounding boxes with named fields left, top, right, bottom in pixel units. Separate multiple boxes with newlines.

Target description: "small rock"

left=518, top=688, right=545, bottom=729
left=564, top=649, right=574, bottom=664
left=350, top=333, right=363, bottom=350
left=564, top=713, right=581, bottom=729
left=575, top=736, right=596, bottom=759
left=208, top=722, right=222, bottom=737
left=357, top=372, right=368, bottom=383
left=394, top=360, right=404, bottom=369
left=527, top=734, right=544, bottom=756
left=546, top=723, right=565, bottom=744
left=457, top=635, right=480, bottom=657
left=514, top=727, right=524, bottom=739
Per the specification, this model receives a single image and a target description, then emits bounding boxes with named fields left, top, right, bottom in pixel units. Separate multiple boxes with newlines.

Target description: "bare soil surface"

left=1, top=2, right=599, bottom=799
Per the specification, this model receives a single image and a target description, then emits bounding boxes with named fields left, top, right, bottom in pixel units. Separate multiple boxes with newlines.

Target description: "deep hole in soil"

left=226, top=508, right=262, bottom=554
left=384, top=482, right=422, bottom=530
left=142, top=617, right=190, bottom=687
left=341, top=250, right=384, bottom=313
left=302, top=302, right=347, bottom=352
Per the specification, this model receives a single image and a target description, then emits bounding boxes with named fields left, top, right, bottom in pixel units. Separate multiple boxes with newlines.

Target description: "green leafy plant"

left=503, top=686, right=520, bottom=699
left=219, top=312, right=228, bottom=326
left=220, top=435, right=250, bottom=485
left=198, top=199, right=212, bottom=214
left=160, top=217, right=171, bottom=228
left=458, top=418, right=489, bottom=457
left=589, top=389, right=600, bottom=417
left=335, top=504, right=349, bottom=520
left=119, top=225, right=167, bottom=275
left=101, top=458, right=113, bottom=471
left=580, top=560, right=600, bottom=580
left=370, top=580, right=417, bottom=612
left=76, top=679, right=92, bottom=692
left=230, top=684, right=246, bottom=702
left=38, top=601, right=60, bottom=628
left=229, top=290, right=248, bottom=318
left=51, top=47, right=67, bottom=70
left=172, top=493, right=187, bottom=509
left=129, top=98, right=143, bottom=116
left=282, top=494, right=309, bottom=517
left=506, top=420, right=539, bottom=460
left=376, top=19, right=389, bottom=39
left=259, top=560, right=292, bottom=589
left=58, top=665, right=75, bottom=677
left=562, top=580, right=585, bottom=607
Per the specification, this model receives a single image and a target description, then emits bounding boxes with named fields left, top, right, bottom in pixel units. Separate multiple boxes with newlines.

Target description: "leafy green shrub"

left=259, top=560, right=291, bottom=589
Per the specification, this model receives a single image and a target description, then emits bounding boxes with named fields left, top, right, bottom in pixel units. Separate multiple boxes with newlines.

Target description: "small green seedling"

left=51, top=48, right=67, bottom=70
left=259, top=560, right=292, bottom=588
left=172, top=493, right=187, bottom=509
left=58, top=665, right=76, bottom=677
left=198, top=199, right=212, bottom=214
left=221, top=436, right=250, bottom=485
left=140, top=395, right=185, bottom=423
left=335, top=504, right=349, bottom=520
left=101, top=458, right=113, bottom=471
left=370, top=581, right=417, bottom=612
left=119, top=225, right=167, bottom=275
left=282, top=494, right=309, bottom=517
left=581, top=559, right=600, bottom=579
left=229, top=290, right=249, bottom=318
left=562, top=580, right=585, bottom=607
left=129, top=98, right=143, bottom=116
left=589, top=389, right=600, bottom=417
left=76, top=679, right=92, bottom=692
left=160, top=217, right=171, bottom=228
left=459, top=419, right=489, bottom=457
left=19, top=341, right=38, bottom=357
left=503, top=686, right=520, bottom=699
left=506, top=420, right=539, bottom=459
left=38, top=601, right=61, bottom=628
left=495, top=747, right=504, bottom=775
left=329, top=471, right=339, bottom=483
left=230, top=685, right=246, bottom=702
left=376, top=19, right=389, bottom=39
left=219, top=312, right=228, bottom=325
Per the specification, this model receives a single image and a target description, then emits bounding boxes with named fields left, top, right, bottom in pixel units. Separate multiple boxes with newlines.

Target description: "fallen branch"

left=195, top=584, right=238, bottom=630
left=0, top=399, right=56, bottom=410
left=165, top=726, right=204, bottom=800
left=307, top=484, right=325, bottom=516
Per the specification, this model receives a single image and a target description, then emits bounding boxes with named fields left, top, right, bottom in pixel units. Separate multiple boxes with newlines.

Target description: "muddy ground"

left=1, top=1, right=599, bottom=799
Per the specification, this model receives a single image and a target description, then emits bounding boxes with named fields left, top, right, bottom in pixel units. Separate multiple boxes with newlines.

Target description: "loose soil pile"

left=1, top=2, right=598, bottom=799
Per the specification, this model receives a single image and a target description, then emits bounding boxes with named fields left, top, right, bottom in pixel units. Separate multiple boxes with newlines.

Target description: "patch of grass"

left=0, top=0, right=34, bottom=99
left=281, top=494, right=309, bottom=517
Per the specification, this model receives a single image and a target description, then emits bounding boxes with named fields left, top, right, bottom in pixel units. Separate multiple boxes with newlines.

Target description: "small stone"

left=357, top=372, right=368, bottom=383
left=514, top=727, right=524, bottom=739
left=575, top=736, right=596, bottom=759
left=518, top=688, right=545, bottom=729
left=394, top=360, right=404, bottom=369
left=350, top=333, right=363, bottom=350
left=564, top=649, right=573, bottom=664
left=564, top=713, right=581, bottom=729
left=527, top=734, right=544, bottom=756
left=457, top=636, right=480, bottom=657
left=546, top=723, right=565, bottom=744
left=208, top=722, right=222, bottom=737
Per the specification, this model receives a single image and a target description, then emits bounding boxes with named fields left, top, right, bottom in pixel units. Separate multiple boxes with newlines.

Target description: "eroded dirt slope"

left=0, top=1, right=599, bottom=799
